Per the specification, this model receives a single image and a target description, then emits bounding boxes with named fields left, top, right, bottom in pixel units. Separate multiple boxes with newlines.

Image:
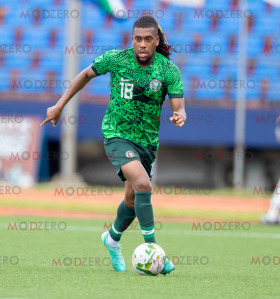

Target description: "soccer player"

left=41, top=16, right=186, bottom=275
left=261, top=179, right=280, bottom=224
left=261, top=116, right=280, bottom=224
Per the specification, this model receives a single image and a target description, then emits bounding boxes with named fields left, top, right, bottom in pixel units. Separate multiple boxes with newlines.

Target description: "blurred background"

left=0, top=0, right=280, bottom=195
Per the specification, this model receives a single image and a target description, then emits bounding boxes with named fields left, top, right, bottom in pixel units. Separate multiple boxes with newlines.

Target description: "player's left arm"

left=169, top=97, right=186, bottom=127
left=166, top=63, right=186, bottom=127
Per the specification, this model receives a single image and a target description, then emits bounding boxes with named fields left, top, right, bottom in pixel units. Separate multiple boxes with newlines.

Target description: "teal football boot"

left=101, top=231, right=126, bottom=272
left=161, top=257, right=175, bottom=275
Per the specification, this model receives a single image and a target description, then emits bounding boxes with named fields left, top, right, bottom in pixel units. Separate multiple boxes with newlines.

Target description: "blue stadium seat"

left=1, top=0, right=280, bottom=102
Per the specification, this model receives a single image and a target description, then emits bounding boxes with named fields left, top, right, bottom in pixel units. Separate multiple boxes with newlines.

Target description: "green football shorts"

left=104, top=137, right=157, bottom=182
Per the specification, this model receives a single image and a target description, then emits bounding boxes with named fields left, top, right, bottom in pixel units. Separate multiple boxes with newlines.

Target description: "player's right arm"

left=40, top=66, right=97, bottom=127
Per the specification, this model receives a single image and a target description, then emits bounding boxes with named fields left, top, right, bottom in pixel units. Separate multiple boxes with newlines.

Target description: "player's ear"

left=156, top=35, right=159, bottom=46
left=131, top=35, right=135, bottom=47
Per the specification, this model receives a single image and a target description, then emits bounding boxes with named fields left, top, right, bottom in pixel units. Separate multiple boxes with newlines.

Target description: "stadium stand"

left=0, top=0, right=280, bottom=104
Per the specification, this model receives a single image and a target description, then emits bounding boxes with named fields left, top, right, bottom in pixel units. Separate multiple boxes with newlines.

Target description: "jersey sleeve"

left=91, top=50, right=118, bottom=76
left=166, top=63, right=184, bottom=99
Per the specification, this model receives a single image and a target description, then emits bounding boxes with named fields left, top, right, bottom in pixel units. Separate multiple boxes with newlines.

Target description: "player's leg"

left=107, top=181, right=136, bottom=246
left=101, top=181, right=136, bottom=272
left=121, top=160, right=156, bottom=243
left=121, top=160, right=175, bottom=275
left=261, top=179, right=280, bottom=224
left=124, top=180, right=135, bottom=208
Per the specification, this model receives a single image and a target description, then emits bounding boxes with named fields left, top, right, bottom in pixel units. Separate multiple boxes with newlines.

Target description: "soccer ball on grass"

left=132, top=243, right=166, bottom=276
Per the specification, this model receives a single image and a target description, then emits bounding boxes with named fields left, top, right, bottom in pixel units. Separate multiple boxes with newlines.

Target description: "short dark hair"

left=133, top=16, right=176, bottom=60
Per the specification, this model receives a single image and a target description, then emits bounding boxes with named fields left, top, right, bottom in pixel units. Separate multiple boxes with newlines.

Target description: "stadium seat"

left=1, top=0, right=280, bottom=102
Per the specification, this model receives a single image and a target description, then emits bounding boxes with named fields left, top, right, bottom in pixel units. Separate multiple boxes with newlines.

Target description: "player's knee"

left=135, top=178, right=152, bottom=192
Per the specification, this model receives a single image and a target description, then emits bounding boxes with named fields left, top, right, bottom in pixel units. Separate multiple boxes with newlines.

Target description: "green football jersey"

left=91, top=47, right=184, bottom=150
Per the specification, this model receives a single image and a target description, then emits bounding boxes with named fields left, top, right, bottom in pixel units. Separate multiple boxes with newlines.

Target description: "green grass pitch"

left=1, top=216, right=280, bottom=299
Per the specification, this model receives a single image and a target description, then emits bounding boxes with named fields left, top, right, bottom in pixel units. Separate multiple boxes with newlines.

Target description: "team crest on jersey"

left=149, top=79, right=162, bottom=92
left=126, top=151, right=136, bottom=159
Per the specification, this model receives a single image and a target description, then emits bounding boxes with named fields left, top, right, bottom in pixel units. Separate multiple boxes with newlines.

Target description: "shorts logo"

left=149, top=79, right=162, bottom=92
left=150, top=161, right=155, bottom=177
left=126, top=151, right=136, bottom=158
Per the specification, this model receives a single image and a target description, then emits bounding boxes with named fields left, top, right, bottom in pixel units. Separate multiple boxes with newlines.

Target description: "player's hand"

left=169, top=111, right=186, bottom=127
left=40, top=105, right=62, bottom=127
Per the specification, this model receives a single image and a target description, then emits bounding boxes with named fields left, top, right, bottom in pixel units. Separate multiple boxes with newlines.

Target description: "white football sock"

left=107, top=233, right=119, bottom=247
left=266, top=204, right=279, bottom=222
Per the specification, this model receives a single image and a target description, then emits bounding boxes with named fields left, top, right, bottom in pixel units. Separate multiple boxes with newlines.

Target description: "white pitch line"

left=1, top=223, right=280, bottom=239
left=64, top=226, right=280, bottom=239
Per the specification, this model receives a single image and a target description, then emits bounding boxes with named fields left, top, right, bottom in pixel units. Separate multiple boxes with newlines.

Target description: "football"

left=132, top=243, right=166, bottom=276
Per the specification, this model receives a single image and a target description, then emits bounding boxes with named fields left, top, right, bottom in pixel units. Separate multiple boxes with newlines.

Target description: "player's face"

left=132, top=27, right=159, bottom=66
